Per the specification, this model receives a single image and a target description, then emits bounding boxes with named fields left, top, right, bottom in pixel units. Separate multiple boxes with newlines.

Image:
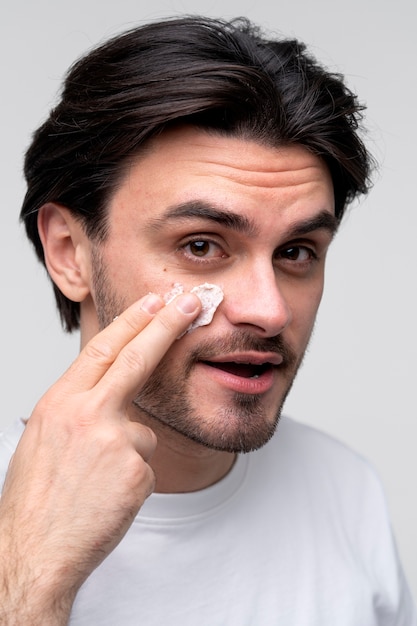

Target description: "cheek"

left=288, top=283, right=324, bottom=341
left=103, top=248, right=169, bottom=299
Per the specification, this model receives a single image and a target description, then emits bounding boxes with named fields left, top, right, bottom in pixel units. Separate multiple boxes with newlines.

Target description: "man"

left=0, top=15, right=415, bottom=625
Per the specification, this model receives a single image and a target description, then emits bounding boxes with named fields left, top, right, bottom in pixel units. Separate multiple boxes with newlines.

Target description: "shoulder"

left=247, top=418, right=417, bottom=625
left=251, top=415, right=389, bottom=517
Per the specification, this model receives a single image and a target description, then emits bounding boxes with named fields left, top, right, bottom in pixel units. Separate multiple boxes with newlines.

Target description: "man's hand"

left=0, top=292, right=201, bottom=625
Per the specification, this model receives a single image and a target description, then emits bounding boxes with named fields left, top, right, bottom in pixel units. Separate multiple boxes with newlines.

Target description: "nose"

left=223, top=261, right=292, bottom=337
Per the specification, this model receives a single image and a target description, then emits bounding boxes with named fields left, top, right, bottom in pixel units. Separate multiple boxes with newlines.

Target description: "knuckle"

left=131, top=458, right=156, bottom=499
left=71, top=393, right=112, bottom=427
left=119, top=311, right=142, bottom=335
left=83, top=338, right=114, bottom=366
left=31, top=389, right=72, bottom=426
left=137, top=425, right=158, bottom=460
left=93, top=423, right=124, bottom=449
left=118, top=347, right=148, bottom=376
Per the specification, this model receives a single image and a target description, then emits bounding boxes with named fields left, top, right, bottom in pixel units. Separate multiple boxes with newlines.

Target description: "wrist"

left=0, top=543, right=79, bottom=626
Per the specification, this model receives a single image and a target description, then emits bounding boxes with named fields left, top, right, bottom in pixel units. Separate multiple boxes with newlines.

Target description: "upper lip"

left=201, top=351, right=284, bottom=366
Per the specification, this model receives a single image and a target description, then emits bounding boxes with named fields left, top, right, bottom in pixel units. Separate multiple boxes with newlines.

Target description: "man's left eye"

left=279, top=246, right=315, bottom=262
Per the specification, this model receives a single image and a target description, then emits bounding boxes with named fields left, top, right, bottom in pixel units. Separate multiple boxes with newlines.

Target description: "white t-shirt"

left=0, top=416, right=415, bottom=625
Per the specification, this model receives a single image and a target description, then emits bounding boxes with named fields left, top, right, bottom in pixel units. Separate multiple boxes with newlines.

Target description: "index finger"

left=59, top=292, right=201, bottom=394
left=95, top=292, right=201, bottom=409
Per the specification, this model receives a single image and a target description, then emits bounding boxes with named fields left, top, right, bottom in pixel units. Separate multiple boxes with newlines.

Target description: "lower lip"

left=198, top=362, right=277, bottom=394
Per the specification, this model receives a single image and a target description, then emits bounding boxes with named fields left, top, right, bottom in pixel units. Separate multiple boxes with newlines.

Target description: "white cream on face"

left=164, top=282, right=224, bottom=334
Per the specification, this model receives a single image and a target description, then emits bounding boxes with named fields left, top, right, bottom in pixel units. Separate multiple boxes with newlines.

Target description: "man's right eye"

left=180, top=237, right=227, bottom=261
left=188, top=240, right=212, bottom=256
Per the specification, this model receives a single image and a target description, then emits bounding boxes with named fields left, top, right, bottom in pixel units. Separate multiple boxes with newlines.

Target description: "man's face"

left=89, top=126, right=336, bottom=453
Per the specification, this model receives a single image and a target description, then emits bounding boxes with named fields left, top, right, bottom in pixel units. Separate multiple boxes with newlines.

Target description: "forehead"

left=109, top=126, right=335, bottom=226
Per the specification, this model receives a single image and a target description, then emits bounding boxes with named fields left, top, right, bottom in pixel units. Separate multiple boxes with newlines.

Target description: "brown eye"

left=283, top=247, right=302, bottom=260
left=280, top=246, right=312, bottom=262
left=181, top=237, right=227, bottom=262
left=189, top=240, right=211, bottom=256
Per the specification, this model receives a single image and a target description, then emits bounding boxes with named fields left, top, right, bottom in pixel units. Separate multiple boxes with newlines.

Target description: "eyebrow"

left=286, top=211, right=338, bottom=240
left=148, top=201, right=258, bottom=236
left=147, top=200, right=338, bottom=240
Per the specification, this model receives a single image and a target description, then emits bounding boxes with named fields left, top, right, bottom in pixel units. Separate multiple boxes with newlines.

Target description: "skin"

left=0, top=292, right=202, bottom=625
left=85, top=126, right=337, bottom=491
left=0, top=126, right=336, bottom=624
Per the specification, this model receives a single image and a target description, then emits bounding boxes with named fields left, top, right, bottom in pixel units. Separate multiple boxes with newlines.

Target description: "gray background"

left=1, top=0, right=416, bottom=600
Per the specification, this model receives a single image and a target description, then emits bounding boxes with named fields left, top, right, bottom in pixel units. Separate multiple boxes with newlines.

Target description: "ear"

left=37, top=203, right=91, bottom=303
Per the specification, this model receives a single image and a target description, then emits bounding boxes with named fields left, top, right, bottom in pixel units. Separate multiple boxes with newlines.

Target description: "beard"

left=93, top=248, right=303, bottom=454
left=133, top=331, right=300, bottom=453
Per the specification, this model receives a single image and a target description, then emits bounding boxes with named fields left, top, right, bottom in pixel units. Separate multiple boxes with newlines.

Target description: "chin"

left=135, top=390, right=283, bottom=454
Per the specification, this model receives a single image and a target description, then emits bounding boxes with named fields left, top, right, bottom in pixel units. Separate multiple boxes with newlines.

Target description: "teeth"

left=237, top=361, right=262, bottom=366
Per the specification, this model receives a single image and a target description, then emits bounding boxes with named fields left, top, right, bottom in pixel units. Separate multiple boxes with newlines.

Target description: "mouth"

left=194, top=350, right=284, bottom=394
left=201, top=360, right=274, bottom=379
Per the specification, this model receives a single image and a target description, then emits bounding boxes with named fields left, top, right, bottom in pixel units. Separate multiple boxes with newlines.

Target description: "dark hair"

left=20, top=15, right=373, bottom=332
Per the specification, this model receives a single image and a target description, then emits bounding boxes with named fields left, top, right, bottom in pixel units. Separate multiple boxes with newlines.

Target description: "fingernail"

left=141, top=293, right=164, bottom=314
left=176, top=293, right=199, bottom=315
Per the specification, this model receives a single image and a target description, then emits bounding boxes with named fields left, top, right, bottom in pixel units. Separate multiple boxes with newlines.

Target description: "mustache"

left=186, top=330, right=297, bottom=369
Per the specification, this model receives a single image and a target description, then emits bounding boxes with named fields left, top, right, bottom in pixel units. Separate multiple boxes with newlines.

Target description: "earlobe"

left=37, top=203, right=91, bottom=303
